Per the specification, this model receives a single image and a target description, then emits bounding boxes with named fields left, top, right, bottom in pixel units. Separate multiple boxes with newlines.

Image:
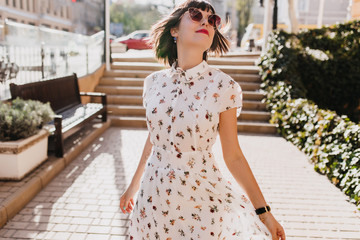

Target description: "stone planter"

left=0, top=129, right=49, bottom=181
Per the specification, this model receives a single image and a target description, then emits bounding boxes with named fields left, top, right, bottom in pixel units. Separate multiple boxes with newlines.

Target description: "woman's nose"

left=201, top=17, right=210, bottom=26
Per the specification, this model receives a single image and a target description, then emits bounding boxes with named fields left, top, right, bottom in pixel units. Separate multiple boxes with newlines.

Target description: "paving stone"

left=76, top=225, right=89, bottom=233
left=69, top=232, right=87, bottom=240
left=86, top=233, right=110, bottom=240
left=12, top=230, right=39, bottom=239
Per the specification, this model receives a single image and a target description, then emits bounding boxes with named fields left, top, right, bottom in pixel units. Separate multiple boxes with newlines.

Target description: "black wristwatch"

left=255, top=205, right=271, bottom=215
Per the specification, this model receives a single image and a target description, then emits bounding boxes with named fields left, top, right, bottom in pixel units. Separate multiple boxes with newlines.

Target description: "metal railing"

left=0, top=20, right=104, bottom=100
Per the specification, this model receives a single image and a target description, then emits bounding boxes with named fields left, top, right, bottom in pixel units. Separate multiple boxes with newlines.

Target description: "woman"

left=120, top=0, right=286, bottom=239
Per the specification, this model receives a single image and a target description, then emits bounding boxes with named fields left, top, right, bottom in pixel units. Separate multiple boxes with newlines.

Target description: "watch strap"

left=255, top=205, right=271, bottom=215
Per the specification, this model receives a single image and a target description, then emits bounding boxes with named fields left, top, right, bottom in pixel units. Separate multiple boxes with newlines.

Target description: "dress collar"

left=169, top=60, right=209, bottom=82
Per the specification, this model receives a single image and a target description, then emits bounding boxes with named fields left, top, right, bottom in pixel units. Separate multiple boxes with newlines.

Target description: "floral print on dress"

left=128, top=60, right=272, bottom=239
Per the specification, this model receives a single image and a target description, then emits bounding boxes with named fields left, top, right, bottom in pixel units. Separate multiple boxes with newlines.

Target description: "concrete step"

left=100, top=77, right=144, bottom=87
left=111, top=62, right=164, bottom=71
left=239, top=110, right=271, bottom=121
left=109, top=115, right=276, bottom=134
left=236, top=121, right=277, bottom=134
left=110, top=62, right=260, bottom=75
left=222, top=52, right=261, bottom=58
left=110, top=115, right=147, bottom=128
left=107, top=95, right=142, bottom=105
left=242, top=100, right=267, bottom=111
left=96, top=86, right=142, bottom=96
left=95, top=86, right=264, bottom=101
left=240, top=82, right=261, bottom=91
left=242, top=91, right=264, bottom=101
left=107, top=104, right=271, bottom=122
left=110, top=56, right=257, bottom=66
left=103, top=69, right=153, bottom=78
left=213, top=65, right=259, bottom=75
left=111, top=56, right=156, bottom=63
left=208, top=58, right=256, bottom=66
left=108, top=104, right=145, bottom=116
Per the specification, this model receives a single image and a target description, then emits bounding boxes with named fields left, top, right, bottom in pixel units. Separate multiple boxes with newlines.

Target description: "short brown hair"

left=148, top=0, right=231, bottom=67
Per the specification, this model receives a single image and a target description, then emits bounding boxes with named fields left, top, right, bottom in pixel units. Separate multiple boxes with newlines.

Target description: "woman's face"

left=172, top=8, right=216, bottom=52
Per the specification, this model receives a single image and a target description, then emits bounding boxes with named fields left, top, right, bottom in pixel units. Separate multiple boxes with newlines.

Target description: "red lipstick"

left=196, top=29, right=209, bottom=35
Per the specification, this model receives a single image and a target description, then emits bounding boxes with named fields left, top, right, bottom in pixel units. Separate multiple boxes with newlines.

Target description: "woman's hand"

left=119, top=183, right=138, bottom=214
left=259, top=212, right=286, bottom=240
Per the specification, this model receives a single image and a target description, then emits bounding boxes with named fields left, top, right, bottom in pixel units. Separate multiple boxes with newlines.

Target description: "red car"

left=113, top=30, right=152, bottom=50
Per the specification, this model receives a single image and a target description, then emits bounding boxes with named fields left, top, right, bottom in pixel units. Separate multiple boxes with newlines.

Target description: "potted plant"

left=0, top=97, right=54, bottom=180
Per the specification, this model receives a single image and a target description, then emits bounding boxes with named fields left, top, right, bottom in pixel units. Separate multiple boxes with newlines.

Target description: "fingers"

left=120, top=195, right=134, bottom=214
left=279, top=226, right=286, bottom=240
left=126, top=200, right=134, bottom=213
left=119, top=196, right=127, bottom=214
left=275, top=224, right=286, bottom=240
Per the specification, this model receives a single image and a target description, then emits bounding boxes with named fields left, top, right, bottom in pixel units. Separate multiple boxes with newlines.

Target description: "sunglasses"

left=188, top=7, right=221, bottom=29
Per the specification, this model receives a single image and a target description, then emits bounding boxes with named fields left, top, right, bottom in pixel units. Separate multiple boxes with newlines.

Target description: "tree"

left=236, top=0, right=255, bottom=45
left=110, top=3, right=162, bottom=35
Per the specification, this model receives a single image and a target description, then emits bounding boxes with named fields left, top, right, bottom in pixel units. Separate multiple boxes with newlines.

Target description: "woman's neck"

left=176, top=45, right=204, bottom=71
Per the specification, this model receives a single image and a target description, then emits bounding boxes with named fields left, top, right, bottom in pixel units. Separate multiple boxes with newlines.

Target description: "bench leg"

left=54, top=117, right=64, bottom=157
left=102, top=108, right=107, bottom=122
left=101, top=95, right=107, bottom=122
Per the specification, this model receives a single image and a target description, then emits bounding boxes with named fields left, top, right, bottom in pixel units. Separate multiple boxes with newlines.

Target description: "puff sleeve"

left=218, top=75, right=243, bottom=118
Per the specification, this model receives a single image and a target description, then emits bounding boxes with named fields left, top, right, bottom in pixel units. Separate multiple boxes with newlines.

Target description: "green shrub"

left=258, top=20, right=360, bottom=122
left=259, top=21, right=360, bottom=209
left=0, top=98, right=55, bottom=141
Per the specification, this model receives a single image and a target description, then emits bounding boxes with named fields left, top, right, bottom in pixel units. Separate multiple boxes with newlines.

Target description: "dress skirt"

left=128, top=146, right=272, bottom=240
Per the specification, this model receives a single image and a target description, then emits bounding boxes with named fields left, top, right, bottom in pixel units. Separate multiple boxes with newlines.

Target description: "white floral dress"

left=128, top=60, right=272, bottom=239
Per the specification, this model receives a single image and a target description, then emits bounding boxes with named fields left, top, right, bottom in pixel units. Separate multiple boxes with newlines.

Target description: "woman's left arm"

left=218, top=107, right=286, bottom=240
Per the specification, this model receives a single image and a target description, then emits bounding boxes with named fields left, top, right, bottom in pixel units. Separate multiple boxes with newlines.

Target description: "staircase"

left=96, top=51, right=277, bottom=135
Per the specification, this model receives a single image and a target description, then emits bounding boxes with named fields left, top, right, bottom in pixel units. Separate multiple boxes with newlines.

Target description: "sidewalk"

left=0, top=127, right=360, bottom=240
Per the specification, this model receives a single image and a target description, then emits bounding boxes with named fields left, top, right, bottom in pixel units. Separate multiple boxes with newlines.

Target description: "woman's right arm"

left=120, top=131, right=153, bottom=214
left=129, top=131, right=153, bottom=190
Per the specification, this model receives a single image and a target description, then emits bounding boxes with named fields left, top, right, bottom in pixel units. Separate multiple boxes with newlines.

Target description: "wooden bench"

left=10, top=73, right=107, bottom=157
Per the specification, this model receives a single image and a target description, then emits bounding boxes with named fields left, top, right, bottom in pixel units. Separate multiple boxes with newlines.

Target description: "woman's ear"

left=170, top=27, right=178, bottom=38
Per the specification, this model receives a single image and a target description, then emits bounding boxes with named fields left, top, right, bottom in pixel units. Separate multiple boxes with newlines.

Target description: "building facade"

left=0, top=0, right=104, bottom=35
left=249, top=0, right=351, bottom=43
left=253, top=0, right=350, bottom=27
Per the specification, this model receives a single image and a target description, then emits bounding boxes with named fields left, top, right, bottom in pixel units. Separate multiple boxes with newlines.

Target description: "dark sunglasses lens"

left=209, top=15, right=221, bottom=27
left=189, top=8, right=221, bottom=27
left=208, top=15, right=215, bottom=26
left=190, top=9, right=202, bottom=22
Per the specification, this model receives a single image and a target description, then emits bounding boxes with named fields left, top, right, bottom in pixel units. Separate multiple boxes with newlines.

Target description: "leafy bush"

left=258, top=21, right=360, bottom=209
left=0, top=98, right=54, bottom=141
left=258, top=20, right=360, bottom=122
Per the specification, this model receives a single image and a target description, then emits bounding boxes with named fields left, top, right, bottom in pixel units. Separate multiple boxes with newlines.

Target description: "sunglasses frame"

left=187, top=7, right=221, bottom=29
